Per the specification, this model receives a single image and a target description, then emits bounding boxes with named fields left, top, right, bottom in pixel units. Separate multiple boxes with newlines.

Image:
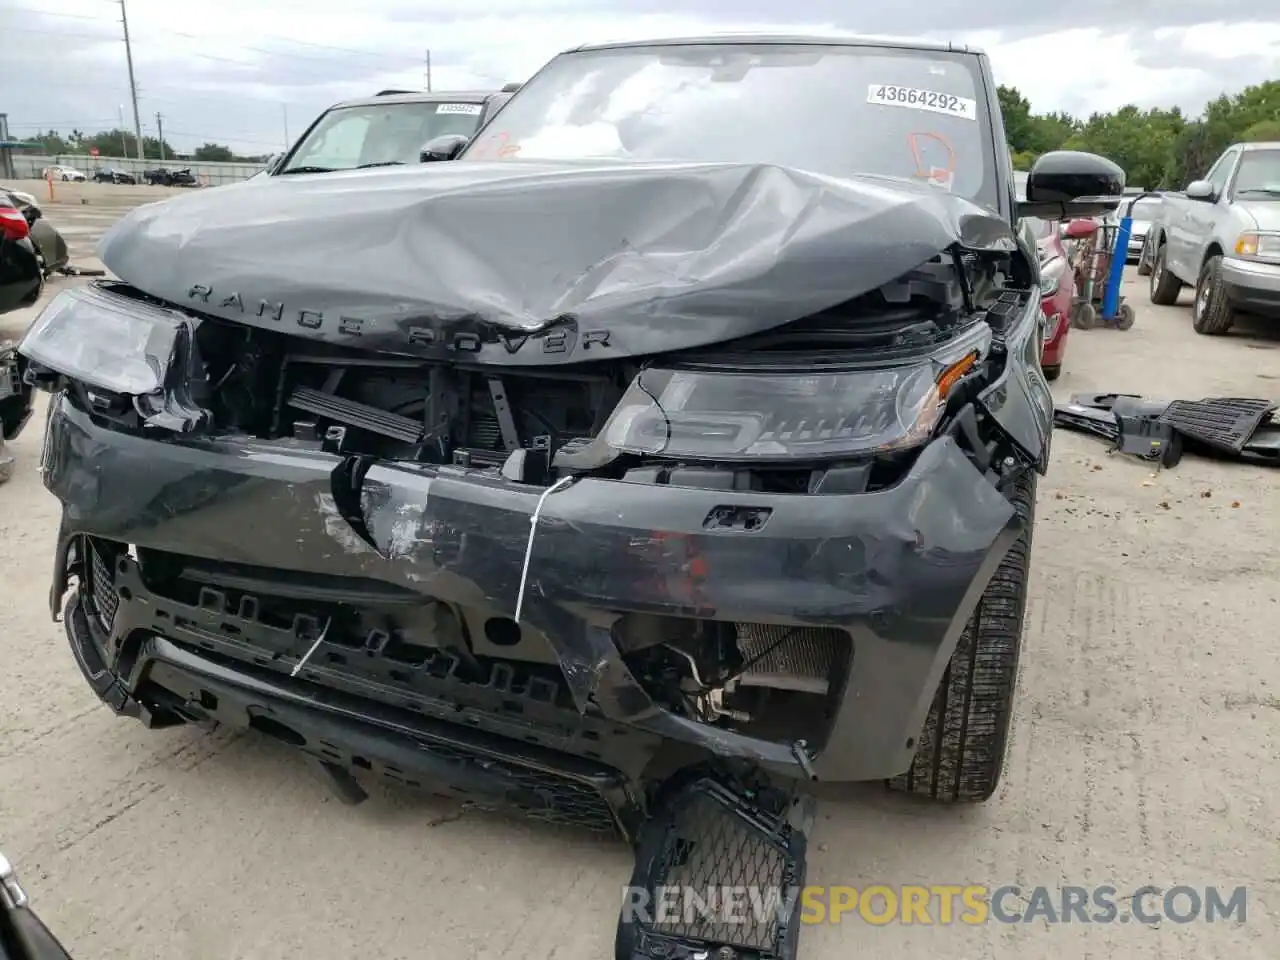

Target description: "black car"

left=269, top=88, right=514, bottom=176
left=92, top=167, right=137, bottom=185
left=17, top=34, right=1121, bottom=960
left=142, top=167, right=197, bottom=186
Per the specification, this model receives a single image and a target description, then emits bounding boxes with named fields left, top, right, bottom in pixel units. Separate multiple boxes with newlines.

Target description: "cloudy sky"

left=2, top=0, right=1278, bottom=156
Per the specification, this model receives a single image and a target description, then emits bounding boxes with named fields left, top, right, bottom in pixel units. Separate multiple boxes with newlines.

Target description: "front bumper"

left=44, top=392, right=1020, bottom=797
left=1220, top=256, right=1280, bottom=316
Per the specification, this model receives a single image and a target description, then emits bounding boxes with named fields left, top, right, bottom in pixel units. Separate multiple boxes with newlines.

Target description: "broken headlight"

left=597, top=357, right=974, bottom=462
left=18, top=285, right=189, bottom=396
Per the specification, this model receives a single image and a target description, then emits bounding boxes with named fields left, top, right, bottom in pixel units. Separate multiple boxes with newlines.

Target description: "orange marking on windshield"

left=907, top=132, right=956, bottom=188
left=471, top=131, right=522, bottom=160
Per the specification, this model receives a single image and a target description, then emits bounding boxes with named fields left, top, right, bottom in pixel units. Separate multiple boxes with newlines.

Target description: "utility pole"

left=117, top=105, right=128, bottom=158
left=425, top=49, right=432, bottom=92
left=155, top=113, right=164, bottom=161
left=118, top=0, right=145, bottom=161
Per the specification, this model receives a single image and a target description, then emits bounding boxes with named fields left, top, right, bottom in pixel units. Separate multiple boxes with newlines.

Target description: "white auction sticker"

left=866, top=84, right=977, bottom=121
left=436, top=103, right=482, bottom=115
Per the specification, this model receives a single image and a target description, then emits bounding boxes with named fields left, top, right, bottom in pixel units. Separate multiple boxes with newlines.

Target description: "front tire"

left=886, top=469, right=1036, bottom=803
left=1149, top=243, right=1182, bottom=305
left=1043, top=364, right=1061, bottom=381
left=1193, top=255, right=1235, bottom=335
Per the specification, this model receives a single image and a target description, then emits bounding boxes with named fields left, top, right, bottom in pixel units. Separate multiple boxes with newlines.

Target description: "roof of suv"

left=567, top=33, right=982, bottom=56
left=328, top=90, right=500, bottom=111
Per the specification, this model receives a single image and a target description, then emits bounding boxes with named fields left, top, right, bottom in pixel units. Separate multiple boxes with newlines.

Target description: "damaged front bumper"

left=44, top=387, right=1020, bottom=805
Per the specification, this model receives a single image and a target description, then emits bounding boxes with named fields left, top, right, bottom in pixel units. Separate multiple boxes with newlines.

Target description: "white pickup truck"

left=1145, top=140, right=1280, bottom=335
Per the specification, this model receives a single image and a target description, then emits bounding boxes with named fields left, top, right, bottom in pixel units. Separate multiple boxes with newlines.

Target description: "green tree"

left=1026, top=112, right=1078, bottom=155
left=997, top=85, right=1034, bottom=153
left=1242, top=118, right=1280, bottom=142
left=192, top=143, right=235, bottom=162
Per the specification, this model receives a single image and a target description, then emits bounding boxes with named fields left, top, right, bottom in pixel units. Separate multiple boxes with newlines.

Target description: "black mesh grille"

left=310, top=735, right=619, bottom=834
left=650, top=792, right=788, bottom=949
left=88, top=544, right=119, bottom=631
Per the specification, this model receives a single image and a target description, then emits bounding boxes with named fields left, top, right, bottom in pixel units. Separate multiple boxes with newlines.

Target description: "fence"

left=11, top=153, right=267, bottom=185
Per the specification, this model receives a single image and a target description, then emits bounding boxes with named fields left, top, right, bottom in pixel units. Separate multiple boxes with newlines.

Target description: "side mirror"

left=1020, top=150, right=1125, bottom=220
left=420, top=134, right=469, bottom=163
left=1185, top=180, right=1215, bottom=201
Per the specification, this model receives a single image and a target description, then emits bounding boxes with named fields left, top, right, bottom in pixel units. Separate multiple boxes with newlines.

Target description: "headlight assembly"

left=18, top=284, right=191, bottom=397
left=586, top=354, right=977, bottom=464
left=1234, top=232, right=1280, bottom=262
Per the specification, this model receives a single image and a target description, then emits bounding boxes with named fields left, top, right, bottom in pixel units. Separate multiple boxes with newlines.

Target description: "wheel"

left=1115, top=302, right=1136, bottom=330
left=887, top=469, right=1036, bottom=802
left=1192, top=255, right=1235, bottom=335
left=1072, top=301, right=1097, bottom=329
left=1149, top=243, right=1182, bottom=305
left=1043, top=364, right=1061, bottom=381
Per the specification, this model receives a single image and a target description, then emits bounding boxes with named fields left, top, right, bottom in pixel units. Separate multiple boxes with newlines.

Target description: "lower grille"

left=87, top=544, right=119, bottom=631
left=308, top=734, right=620, bottom=833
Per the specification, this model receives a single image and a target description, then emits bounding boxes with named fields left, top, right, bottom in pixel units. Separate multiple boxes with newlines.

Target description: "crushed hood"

left=98, top=159, right=1017, bottom=365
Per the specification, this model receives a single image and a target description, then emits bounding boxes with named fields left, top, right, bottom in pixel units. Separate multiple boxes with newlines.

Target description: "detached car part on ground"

left=1054, top=393, right=1280, bottom=468
left=18, top=35, right=1121, bottom=960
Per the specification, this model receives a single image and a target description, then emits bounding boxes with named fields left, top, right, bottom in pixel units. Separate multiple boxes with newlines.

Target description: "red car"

left=1026, top=216, right=1072, bottom=381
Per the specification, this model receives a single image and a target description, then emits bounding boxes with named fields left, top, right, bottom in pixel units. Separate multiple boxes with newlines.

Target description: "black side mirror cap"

left=420, top=134, right=470, bottom=163
left=1019, top=150, right=1126, bottom=220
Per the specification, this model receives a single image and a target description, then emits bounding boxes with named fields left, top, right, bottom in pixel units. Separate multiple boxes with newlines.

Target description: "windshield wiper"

left=276, top=165, right=335, bottom=175
left=1235, top=187, right=1280, bottom=197
left=355, top=161, right=404, bottom=169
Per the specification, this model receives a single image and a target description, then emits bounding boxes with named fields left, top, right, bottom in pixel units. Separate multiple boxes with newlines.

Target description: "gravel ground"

left=1, top=185, right=1277, bottom=960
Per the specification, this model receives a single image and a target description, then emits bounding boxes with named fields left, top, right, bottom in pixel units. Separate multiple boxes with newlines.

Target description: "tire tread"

left=886, top=470, right=1035, bottom=803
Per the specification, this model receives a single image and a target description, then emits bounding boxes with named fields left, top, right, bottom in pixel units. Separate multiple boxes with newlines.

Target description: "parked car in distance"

left=92, top=167, right=137, bottom=185
left=142, top=167, right=198, bottom=187
left=1025, top=215, right=1073, bottom=380
left=269, top=88, right=515, bottom=176
left=1108, top=194, right=1165, bottom=263
left=1145, top=140, right=1280, bottom=334
left=41, top=165, right=85, bottom=182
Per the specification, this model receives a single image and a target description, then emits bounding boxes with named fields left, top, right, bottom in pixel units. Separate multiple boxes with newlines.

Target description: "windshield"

left=1124, top=198, right=1163, bottom=222
left=461, top=43, right=998, bottom=209
left=1234, top=150, right=1280, bottom=199
left=281, top=100, right=486, bottom=173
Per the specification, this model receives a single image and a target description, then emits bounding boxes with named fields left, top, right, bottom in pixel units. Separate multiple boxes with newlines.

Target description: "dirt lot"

left=1, top=186, right=1277, bottom=959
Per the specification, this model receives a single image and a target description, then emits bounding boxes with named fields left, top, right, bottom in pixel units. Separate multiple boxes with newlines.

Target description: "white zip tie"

left=514, top=474, right=577, bottom=623
left=291, top=617, right=332, bottom=677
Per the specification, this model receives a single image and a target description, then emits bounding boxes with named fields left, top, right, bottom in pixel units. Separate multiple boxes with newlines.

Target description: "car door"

left=1166, top=151, right=1231, bottom=279
left=1180, top=148, right=1238, bottom=277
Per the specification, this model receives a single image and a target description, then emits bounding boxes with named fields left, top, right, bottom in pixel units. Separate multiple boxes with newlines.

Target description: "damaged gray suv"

left=19, top=34, right=1122, bottom=960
